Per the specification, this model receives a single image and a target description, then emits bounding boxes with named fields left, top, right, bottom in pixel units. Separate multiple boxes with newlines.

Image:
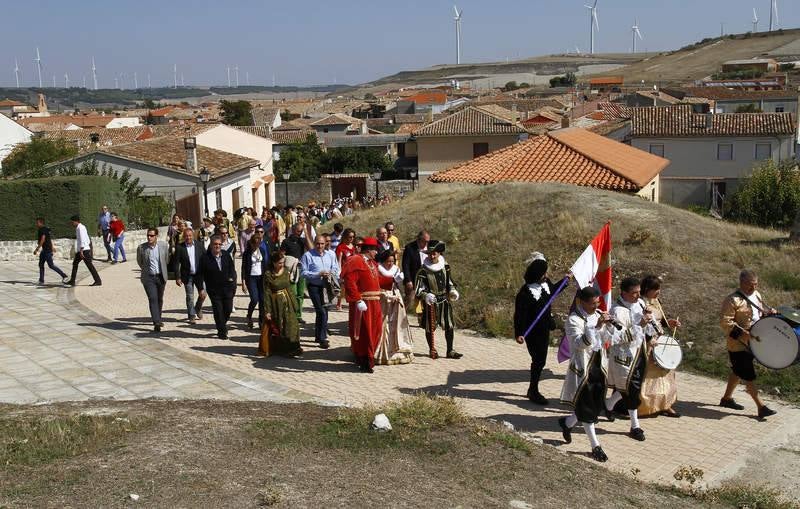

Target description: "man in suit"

left=175, top=227, right=207, bottom=325
left=401, top=229, right=430, bottom=310
left=198, top=234, right=237, bottom=340
left=136, top=227, right=169, bottom=333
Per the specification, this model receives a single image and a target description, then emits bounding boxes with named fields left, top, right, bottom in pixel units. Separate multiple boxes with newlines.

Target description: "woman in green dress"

left=259, top=252, right=303, bottom=357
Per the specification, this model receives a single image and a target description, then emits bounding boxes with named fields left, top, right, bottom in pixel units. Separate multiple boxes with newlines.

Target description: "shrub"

left=725, top=160, right=800, bottom=229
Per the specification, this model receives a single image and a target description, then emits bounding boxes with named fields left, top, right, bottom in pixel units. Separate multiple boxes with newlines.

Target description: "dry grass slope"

left=343, top=182, right=800, bottom=403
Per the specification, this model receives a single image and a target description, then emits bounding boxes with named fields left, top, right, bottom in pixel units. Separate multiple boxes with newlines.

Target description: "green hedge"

left=0, top=176, right=126, bottom=241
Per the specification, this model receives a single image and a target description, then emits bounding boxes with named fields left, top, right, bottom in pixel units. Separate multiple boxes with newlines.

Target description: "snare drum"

left=653, top=335, right=682, bottom=370
left=749, top=316, right=800, bottom=370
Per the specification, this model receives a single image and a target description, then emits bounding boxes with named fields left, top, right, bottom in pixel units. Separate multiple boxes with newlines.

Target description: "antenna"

left=92, top=56, right=98, bottom=90
left=35, top=47, right=43, bottom=88
left=752, top=8, right=759, bottom=32
left=453, top=5, right=463, bottom=64
left=631, top=19, right=643, bottom=53
left=173, top=64, right=177, bottom=89
left=14, top=58, right=20, bottom=88
left=585, top=0, right=599, bottom=55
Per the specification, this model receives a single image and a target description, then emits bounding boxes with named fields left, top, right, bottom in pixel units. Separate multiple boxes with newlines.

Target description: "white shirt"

left=75, top=223, right=91, bottom=252
left=745, top=290, right=762, bottom=322
left=250, top=250, right=263, bottom=277
left=148, top=243, right=160, bottom=275
left=186, top=243, right=196, bottom=275
left=214, top=253, right=223, bottom=271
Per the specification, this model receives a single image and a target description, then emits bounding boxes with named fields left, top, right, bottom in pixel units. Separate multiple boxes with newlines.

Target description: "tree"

left=364, top=93, right=377, bottom=100
left=725, top=160, right=800, bottom=229
left=219, top=100, right=253, bottom=126
left=325, top=147, right=392, bottom=174
left=734, top=104, right=762, bottom=113
left=503, top=81, right=519, bottom=92
left=274, top=135, right=327, bottom=181
left=1, top=137, right=78, bottom=177
left=549, top=72, right=577, bottom=88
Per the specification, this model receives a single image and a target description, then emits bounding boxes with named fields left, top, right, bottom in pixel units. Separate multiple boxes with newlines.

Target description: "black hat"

left=376, top=249, right=395, bottom=263
left=70, top=214, right=80, bottom=222
left=425, top=240, right=445, bottom=254
left=524, top=253, right=548, bottom=284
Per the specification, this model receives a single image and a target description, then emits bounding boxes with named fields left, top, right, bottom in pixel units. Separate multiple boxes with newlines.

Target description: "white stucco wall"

left=106, top=117, right=141, bottom=128
left=0, top=114, right=33, bottom=169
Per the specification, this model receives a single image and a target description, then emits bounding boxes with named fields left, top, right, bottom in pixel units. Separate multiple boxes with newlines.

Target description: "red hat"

left=361, top=236, right=379, bottom=250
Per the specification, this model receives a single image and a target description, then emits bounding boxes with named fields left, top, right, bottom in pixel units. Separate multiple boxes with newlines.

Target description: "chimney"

left=511, top=104, right=518, bottom=122
left=561, top=115, right=570, bottom=129
left=185, top=146, right=198, bottom=173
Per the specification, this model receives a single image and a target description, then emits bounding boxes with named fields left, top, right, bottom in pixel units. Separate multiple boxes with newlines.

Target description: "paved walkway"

left=2, top=259, right=798, bottom=491
left=0, top=263, right=323, bottom=405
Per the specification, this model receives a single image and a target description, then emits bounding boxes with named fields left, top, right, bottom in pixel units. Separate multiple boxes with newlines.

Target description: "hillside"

left=343, top=182, right=800, bottom=402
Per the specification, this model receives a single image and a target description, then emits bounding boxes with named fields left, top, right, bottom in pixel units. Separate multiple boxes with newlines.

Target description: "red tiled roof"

left=17, top=115, right=122, bottom=129
left=149, top=106, right=175, bottom=117
left=413, top=106, right=526, bottom=137
left=42, top=126, right=155, bottom=151
left=589, top=77, right=624, bottom=86
left=0, top=99, right=26, bottom=107
left=630, top=105, right=796, bottom=137
left=403, top=90, right=447, bottom=106
left=310, top=113, right=359, bottom=126
left=598, top=102, right=631, bottom=120
left=430, top=127, right=668, bottom=191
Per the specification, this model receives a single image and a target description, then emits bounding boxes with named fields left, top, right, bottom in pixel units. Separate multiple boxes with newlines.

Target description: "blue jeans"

left=183, top=275, right=205, bottom=319
left=38, top=251, right=67, bottom=283
left=245, top=274, right=264, bottom=325
left=307, top=284, right=328, bottom=343
left=113, top=234, right=126, bottom=262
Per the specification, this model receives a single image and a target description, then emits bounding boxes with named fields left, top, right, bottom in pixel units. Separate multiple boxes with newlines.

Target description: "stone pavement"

left=71, top=261, right=800, bottom=489
left=0, top=263, right=323, bottom=405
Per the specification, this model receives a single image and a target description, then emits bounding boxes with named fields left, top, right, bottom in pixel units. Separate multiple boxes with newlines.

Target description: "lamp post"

left=283, top=171, right=291, bottom=208
left=410, top=169, right=418, bottom=191
left=372, top=170, right=382, bottom=202
left=199, top=166, right=210, bottom=218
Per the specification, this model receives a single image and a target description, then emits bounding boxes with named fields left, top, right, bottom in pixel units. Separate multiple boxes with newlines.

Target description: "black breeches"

left=525, top=333, right=549, bottom=391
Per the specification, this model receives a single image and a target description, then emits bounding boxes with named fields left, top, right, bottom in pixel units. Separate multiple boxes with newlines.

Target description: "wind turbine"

left=585, top=0, right=599, bottom=55
left=575, top=45, right=581, bottom=55
left=227, top=66, right=231, bottom=87
left=52, top=75, right=56, bottom=88
left=35, top=47, right=43, bottom=88
left=134, top=71, right=138, bottom=90
left=173, top=64, right=177, bottom=89
left=181, top=73, right=185, bottom=87
left=82, top=75, right=86, bottom=89
left=64, top=73, right=69, bottom=88
left=453, top=5, right=463, bottom=65
left=147, top=73, right=151, bottom=89
left=14, top=58, right=20, bottom=88
left=246, top=71, right=249, bottom=86
left=752, top=8, right=759, bottom=32
left=234, top=65, right=239, bottom=87
left=92, top=56, right=98, bottom=90
left=769, top=0, right=778, bottom=31
left=631, top=19, right=643, bottom=53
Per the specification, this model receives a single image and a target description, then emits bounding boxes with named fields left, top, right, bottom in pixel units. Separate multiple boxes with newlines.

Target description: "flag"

left=557, top=222, right=613, bottom=363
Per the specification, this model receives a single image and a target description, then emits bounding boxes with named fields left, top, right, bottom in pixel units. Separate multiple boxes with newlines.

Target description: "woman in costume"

left=260, top=252, right=303, bottom=357
left=638, top=275, right=682, bottom=417
left=375, top=249, right=414, bottom=365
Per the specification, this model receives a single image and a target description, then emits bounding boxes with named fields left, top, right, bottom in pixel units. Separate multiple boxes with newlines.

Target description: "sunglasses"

left=147, top=234, right=156, bottom=237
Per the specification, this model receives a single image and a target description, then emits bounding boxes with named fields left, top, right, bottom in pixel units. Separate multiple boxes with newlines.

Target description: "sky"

left=1, top=0, right=798, bottom=88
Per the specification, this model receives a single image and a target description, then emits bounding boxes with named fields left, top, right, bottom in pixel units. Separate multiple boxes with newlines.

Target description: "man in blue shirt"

left=300, top=235, right=340, bottom=349
left=97, top=205, right=113, bottom=262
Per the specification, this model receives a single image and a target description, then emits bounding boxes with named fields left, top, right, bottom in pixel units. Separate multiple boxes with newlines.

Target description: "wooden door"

left=176, top=193, right=201, bottom=227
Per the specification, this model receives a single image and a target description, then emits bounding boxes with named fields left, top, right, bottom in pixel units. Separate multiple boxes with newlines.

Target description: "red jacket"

left=109, top=219, right=125, bottom=238
left=343, top=255, right=382, bottom=368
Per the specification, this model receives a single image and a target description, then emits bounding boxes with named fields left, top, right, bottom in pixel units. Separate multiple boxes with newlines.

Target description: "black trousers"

left=141, top=273, right=166, bottom=325
left=70, top=249, right=101, bottom=284
left=209, top=290, right=235, bottom=337
left=524, top=332, right=549, bottom=394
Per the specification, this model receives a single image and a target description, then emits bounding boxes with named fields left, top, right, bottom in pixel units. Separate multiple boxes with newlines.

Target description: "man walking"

left=199, top=235, right=237, bottom=339
left=65, top=215, right=101, bottom=287
left=175, top=227, right=206, bottom=324
left=97, top=205, right=112, bottom=262
left=401, top=229, right=430, bottom=310
left=300, top=235, right=340, bottom=349
left=136, top=228, right=169, bottom=333
left=33, top=217, right=68, bottom=285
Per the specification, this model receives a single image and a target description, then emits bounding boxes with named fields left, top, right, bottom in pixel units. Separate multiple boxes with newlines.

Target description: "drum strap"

left=735, top=290, right=766, bottom=314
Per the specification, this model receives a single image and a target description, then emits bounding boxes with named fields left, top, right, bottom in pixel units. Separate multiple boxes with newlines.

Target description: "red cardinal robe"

left=343, top=254, right=383, bottom=369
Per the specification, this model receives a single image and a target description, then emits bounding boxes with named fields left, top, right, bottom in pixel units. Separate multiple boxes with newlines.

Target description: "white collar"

left=527, top=281, right=550, bottom=300
left=378, top=264, right=399, bottom=277
left=423, top=256, right=445, bottom=271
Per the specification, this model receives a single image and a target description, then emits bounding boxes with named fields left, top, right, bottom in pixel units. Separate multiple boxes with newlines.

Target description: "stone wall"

left=0, top=227, right=165, bottom=262
left=278, top=178, right=417, bottom=206
left=371, top=179, right=416, bottom=199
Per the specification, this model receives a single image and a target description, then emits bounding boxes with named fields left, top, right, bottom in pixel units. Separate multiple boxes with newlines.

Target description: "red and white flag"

left=569, top=222, right=612, bottom=311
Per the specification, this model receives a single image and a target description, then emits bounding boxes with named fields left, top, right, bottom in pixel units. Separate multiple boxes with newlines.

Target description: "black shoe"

left=247, top=319, right=254, bottom=329
left=319, top=340, right=330, bottom=349
left=218, top=333, right=228, bottom=340
left=758, top=406, right=777, bottom=419
left=154, top=324, right=162, bottom=333
left=720, top=397, right=745, bottom=410
left=629, top=427, right=646, bottom=442
left=110, top=260, right=117, bottom=265
left=298, top=318, right=307, bottom=324
left=591, top=446, right=608, bottom=462
left=195, top=304, right=203, bottom=320
left=446, top=350, right=463, bottom=359
left=63, top=280, right=75, bottom=287
left=604, top=406, right=616, bottom=422
left=527, top=391, right=549, bottom=405
left=90, top=281, right=102, bottom=287
left=558, top=417, right=573, bottom=444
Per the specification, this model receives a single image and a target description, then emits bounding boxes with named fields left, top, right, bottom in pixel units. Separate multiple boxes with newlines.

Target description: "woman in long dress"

left=375, top=249, right=414, bottom=365
left=259, top=252, right=303, bottom=357
left=638, top=275, right=682, bottom=417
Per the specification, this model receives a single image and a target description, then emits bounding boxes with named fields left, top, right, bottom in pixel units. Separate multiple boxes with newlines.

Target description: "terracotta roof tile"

left=251, top=107, right=280, bottom=126
left=413, top=106, right=526, bottom=137
left=310, top=113, right=360, bottom=126
left=403, top=90, right=447, bottom=105
left=430, top=127, right=668, bottom=191
left=630, top=105, right=796, bottom=137
left=42, top=126, right=154, bottom=151
left=233, top=125, right=316, bottom=144
left=682, top=86, right=799, bottom=101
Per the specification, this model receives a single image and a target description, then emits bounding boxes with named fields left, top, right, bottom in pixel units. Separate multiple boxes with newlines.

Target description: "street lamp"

left=282, top=171, right=291, bottom=208
left=199, top=166, right=210, bottom=218
left=372, top=170, right=382, bottom=201
left=410, top=169, right=418, bottom=191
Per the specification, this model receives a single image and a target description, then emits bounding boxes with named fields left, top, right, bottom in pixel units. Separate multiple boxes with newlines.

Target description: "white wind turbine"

left=173, top=64, right=178, bottom=89
left=227, top=66, right=231, bottom=87
left=134, top=71, right=138, bottom=90
left=769, top=0, right=778, bottom=31
left=752, top=8, right=759, bottom=32
left=92, top=56, right=98, bottom=90
left=234, top=65, right=239, bottom=87
left=35, top=47, right=43, bottom=88
left=64, top=73, right=69, bottom=88
left=453, top=5, right=463, bottom=65
left=631, top=19, right=643, bottom=53
left=14, top=58, right=20, bottom=88
left=585, top=0, right=600, bottom=55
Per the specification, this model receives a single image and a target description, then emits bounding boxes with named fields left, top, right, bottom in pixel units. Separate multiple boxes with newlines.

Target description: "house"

left=0, top=113, right=33, bottom=170
left=12, top=94, right=50, bottom=119
left=721, top=59, right=778, bottom=74
left=0, top=99, right=26, bottom=117
left=233, top=125, right=317, bottom=162
left=50, top=136, right=262, bottom=225
left=588, top=77, right=624, bottom=93
left=412, top=106, right=528, bottom=180
left=629, top=105, right=796, bottom=209
left=42, top=126, right=156, bottom=152
left=18, top=114, right=141, bottom=132
left=397, top=90, right=448, bottom=115
left=309, top=113, right=367, bottom=139
left=429, top=127, right=668, bottom=201
left=678, top=87, right=799, bottom=114
left=251, top=107, right=282, bottom=129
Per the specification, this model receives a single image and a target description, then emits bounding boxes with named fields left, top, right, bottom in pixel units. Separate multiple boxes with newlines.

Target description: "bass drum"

left=749, top=316, right=800, bottom=370
left=653, top=335, right=682, bottom=370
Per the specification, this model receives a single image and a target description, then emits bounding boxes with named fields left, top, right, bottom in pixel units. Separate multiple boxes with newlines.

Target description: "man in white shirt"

left=136, top=227, right=169, bottom=333
left=65, top=215, right=102, bottom=287
left=175, top=227, right=207, bottom=324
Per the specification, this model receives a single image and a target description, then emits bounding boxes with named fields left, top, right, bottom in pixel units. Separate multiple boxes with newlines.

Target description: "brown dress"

left=637, top=297, right=678, bottom=416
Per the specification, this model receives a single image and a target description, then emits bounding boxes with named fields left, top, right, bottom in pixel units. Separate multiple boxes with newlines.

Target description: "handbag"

left=322, top=255, right=340, bottom=301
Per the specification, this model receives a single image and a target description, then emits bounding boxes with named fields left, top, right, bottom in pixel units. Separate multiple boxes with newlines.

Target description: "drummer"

left=719, top=269, right=777, bottom=419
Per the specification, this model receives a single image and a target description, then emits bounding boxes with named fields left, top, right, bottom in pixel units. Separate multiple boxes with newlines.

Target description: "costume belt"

left=272, top=288, right=292, bottom=298
left=361, top=290, right=381, bottom=301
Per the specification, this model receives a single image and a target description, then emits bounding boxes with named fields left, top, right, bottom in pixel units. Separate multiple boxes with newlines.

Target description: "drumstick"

left=672, top=316, right=679, bottom=339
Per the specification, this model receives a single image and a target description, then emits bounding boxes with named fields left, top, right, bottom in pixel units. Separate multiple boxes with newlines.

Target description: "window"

left=775, top=106, right=785, bottom=113
left=231, top=186, right=242, bottom=210
left=717, top=143, right=733, bottom=161
left=473, top=142, right=489, bottom=158
left=214, top=189, right=222, bottom=211
left=649, top=144, right=665, bottom=157
left=755, top=143, right=772, bottom=160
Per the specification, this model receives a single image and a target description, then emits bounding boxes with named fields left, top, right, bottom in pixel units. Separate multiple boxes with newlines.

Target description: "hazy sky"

left=1, top=0, right=798, bottom=88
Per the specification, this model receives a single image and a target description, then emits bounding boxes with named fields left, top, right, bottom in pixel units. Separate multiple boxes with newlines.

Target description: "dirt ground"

left=0, top=399, right=716, bottom=509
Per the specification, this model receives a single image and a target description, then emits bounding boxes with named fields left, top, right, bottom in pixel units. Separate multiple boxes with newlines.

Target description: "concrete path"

left=0, top=263, right=323, bottom=405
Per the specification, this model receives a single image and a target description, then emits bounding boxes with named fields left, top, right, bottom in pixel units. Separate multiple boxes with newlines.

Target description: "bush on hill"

left=725, top=160, right=800, bottom=229
left=341, top=182, right=800, bottom=403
